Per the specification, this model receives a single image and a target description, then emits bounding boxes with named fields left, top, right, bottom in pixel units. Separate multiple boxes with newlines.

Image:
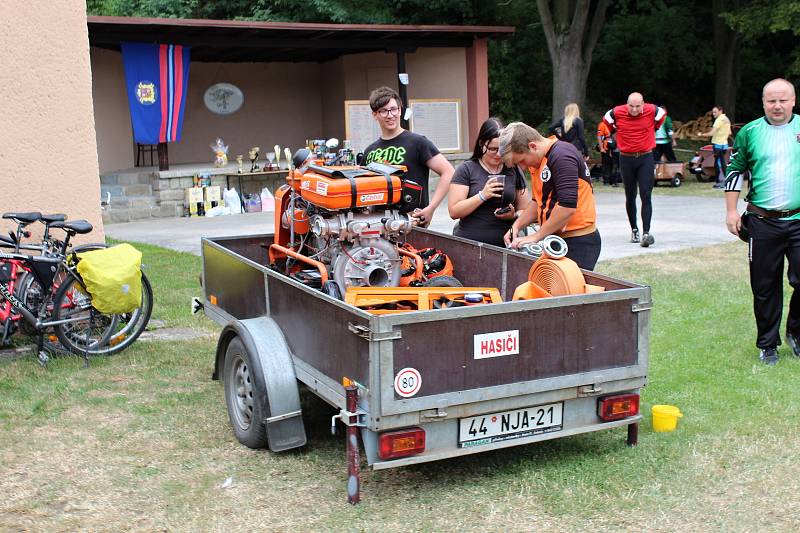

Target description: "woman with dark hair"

left=448, top=117, right=532, bottom=247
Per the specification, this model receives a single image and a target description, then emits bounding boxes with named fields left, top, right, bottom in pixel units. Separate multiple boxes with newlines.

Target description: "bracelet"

left=478, top=191, right=487, bottom=202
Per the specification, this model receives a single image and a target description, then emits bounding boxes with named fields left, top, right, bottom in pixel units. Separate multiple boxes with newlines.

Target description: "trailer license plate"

left=458, top=402, right=563, bottom=448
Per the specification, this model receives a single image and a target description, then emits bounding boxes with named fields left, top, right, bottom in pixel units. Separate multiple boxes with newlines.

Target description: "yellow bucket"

left=652, top=404, right=683, bottom=432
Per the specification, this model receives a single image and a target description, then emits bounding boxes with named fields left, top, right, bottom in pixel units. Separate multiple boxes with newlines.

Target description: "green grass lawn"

left=2, top=241, right=799, bottom=531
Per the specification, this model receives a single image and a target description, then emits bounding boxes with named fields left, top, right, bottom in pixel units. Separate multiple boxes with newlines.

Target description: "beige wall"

left=93, top=52, right=325, bottom=172
left=93, top=46, right=471, bottom=173
left=0, top=1, right=103, bottom=242
left=339, top=48, right=470, bottom=152
left=92, top=48, right=135, bottom=174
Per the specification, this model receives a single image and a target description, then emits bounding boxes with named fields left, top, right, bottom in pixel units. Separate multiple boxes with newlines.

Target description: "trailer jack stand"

left=345, top=385, right=360, bottom=504
left=627, top=422, right=639, bottom=446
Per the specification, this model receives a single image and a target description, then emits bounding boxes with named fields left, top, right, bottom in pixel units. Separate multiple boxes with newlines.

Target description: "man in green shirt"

left=724, top=78, right=800, bottom=365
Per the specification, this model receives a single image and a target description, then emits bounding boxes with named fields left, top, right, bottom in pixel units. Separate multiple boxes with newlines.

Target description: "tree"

left=712, top=0, right=743, bottom=121
left=536, top=0, right=611, bottom=119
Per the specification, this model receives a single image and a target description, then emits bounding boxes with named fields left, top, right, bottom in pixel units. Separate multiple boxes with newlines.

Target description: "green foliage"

left=588, top=2, right=714, bottom=120
left=84, top=0, right=800, bottom=127
left=723, top=0, right=800, bottom=78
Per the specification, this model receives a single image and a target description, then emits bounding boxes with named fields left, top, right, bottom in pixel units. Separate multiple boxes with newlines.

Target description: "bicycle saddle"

left=40, top=213, right=67, bottom=223
left=50, top=219, right=93, bottom=234
left=2, top=212, right=42, bottom=224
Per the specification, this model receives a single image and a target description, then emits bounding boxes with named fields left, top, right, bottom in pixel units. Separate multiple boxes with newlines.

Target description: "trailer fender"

left=215, top=317, right=307, bottom=452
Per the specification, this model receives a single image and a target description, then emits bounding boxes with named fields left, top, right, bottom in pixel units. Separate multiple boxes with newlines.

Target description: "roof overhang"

left=87, top=16, right=515, bottom=63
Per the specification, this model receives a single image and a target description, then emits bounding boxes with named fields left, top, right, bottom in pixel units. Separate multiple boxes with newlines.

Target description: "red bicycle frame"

left=0, top=258, right=30, bottom=324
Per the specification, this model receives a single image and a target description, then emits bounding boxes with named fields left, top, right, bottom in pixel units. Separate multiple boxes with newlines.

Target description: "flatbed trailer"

left=201, top=228, right=650, bottom=501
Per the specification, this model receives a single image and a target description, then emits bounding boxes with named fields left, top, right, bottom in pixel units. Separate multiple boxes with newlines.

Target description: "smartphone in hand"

left=494, top=205, right=512, bottom=216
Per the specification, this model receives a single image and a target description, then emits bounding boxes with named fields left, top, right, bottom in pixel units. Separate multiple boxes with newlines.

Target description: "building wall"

left=93, top=46, right=472, bottom=174
left=0, top=1, right=103, bottom=241
left=339, top=48, right=470, bottom=152
left=93, top=51, right=325, bottom=172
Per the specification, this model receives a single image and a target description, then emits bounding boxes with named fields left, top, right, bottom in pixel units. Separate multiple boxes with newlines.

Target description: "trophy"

left=273, top=145, right=281, bottom=169
left=266, top=152, right=276, bottom=170
left=236, top=155, right=243, bottom=174
left=284, top=148, right=292, bottom=169
left=249, top=146, right=260, bottom=172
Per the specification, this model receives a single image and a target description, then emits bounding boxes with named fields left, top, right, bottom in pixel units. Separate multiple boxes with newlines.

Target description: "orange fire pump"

left=270, top=149, right=424, bottom=297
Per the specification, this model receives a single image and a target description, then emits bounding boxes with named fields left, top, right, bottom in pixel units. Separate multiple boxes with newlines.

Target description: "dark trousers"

left=653, top=143, right=676, bottom=162
left=564, top=229, right=602, bottom=271
left=619, top=153, right=655, bottom=233
left=601, top=151, right=613, bottom=184
left=747, top=215, right=800, bottom=349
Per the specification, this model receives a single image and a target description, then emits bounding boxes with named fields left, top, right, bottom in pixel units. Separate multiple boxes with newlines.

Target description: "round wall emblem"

left=204, top=83, right=244, bottom=115
left=136, top=81, right=157, bottom=105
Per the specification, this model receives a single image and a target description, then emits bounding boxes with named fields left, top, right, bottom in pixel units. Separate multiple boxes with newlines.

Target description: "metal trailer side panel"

left=267, top=277, right=371, bottom=391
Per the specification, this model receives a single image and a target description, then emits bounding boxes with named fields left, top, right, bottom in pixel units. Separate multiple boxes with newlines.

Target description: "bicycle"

left=0, top=212, right=153, bottom=364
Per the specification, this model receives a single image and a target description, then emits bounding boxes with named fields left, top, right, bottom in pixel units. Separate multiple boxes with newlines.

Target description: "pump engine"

left=271, top=149, right=423, bottom=296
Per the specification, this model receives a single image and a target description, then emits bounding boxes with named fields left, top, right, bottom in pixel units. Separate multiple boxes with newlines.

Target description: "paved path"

left=105, top=190, right=743, bottom=262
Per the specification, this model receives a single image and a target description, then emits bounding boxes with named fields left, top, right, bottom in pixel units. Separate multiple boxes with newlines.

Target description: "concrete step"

left=104, top=204, right=161, bottom=223
left=101, top=182, right=153, bottom=199
left=100, top=170, right=154, bottom=186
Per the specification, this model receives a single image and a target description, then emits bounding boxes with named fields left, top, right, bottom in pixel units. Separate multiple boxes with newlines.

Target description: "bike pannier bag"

left=76, top=243, right=142, bottom=314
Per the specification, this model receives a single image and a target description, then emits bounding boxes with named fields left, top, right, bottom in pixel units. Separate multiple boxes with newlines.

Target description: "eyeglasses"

left=377, top=106, right=401, bottom=118
left=484, top=145, right=500, bottom=154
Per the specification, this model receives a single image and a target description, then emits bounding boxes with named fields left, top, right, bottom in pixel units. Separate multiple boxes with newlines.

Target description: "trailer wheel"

left=423, top=275, right=463, bottom=287
left=671, top=174, right=682, bottom=187
left=224, top=337, right=269, bottom=448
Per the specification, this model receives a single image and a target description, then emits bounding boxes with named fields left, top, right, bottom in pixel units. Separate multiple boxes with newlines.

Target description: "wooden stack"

left=673, top=111, right=713, bottom=140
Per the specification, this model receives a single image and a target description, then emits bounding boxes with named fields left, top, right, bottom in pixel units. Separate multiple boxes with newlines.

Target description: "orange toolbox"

left=299, top=164, right=403, bottom=209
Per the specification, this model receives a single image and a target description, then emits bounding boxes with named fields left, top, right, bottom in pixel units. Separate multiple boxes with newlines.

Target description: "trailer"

left=201, top=229, right=650, bottom=502
left=654, top=161, right=685, bottom=187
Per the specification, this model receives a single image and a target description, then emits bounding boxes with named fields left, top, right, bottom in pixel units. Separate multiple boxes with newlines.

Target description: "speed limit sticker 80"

left=394, top=367, right=422, bottom=398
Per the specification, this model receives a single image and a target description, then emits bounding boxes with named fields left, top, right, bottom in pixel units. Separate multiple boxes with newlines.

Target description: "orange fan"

left=528, top=257, right=586, bottom=296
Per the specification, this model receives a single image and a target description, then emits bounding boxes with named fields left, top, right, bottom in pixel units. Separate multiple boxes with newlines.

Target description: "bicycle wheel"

left=52, top=272, right=153, bottom=356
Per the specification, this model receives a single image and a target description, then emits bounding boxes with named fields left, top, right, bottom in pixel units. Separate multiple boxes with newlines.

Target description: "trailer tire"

left=224, top=337, right=269, bottom=449
left=422, top=275, right=463, bottom=287
left=671, top=174, right=682, bottom=187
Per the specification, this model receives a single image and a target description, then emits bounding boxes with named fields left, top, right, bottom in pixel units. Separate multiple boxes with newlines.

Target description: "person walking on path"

left=702, top=105, right=732, bottom=189
left=549, top=103, right=589, bottom=159
left=724, top=78, right=800, bottom=366
left=653, top=105, right=677, bottom=162
left=603, top=93, right=665, bottom=248
left=596, top=120, right=619, bottom=186
left=500, top=122, right=601, bottom=271
left=362, top=86, right=454, bottom=227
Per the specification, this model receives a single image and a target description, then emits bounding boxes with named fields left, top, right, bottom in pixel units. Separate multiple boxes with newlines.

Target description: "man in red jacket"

left=603, top=93, right=665, bottom=247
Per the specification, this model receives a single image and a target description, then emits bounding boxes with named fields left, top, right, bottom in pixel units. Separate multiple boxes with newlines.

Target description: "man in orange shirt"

left=596, top=120, right=618, bottom=186
left=500, top=122, right=601, bottom=270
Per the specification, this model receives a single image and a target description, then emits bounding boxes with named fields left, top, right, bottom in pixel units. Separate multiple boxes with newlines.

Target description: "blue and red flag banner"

left=121, top=42, right=190, bottom=145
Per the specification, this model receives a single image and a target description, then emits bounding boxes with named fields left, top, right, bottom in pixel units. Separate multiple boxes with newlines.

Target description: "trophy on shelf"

left=249, top=146, right=260, bottom=172
left=266, top=152, right=276, bottom=170
left=236, top=155, right=243, bottom=174
left=273, top=144, right=281, bottom=169
left=284, top=148, right=292, bottom=169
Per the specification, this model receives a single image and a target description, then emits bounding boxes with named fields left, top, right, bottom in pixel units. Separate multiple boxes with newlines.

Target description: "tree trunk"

left=537, top=0, right=610, bottom=120
left=713, top=0, right=742, bottom=121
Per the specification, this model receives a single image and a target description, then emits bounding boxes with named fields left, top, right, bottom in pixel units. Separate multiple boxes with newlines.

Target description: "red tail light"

left=597, top=393, right=640, bottom=421
left=378, top=427, right=426, bottom=460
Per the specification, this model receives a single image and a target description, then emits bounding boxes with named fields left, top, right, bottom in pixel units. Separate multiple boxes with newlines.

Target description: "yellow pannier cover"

left=76, top=243, right=143, bottom=314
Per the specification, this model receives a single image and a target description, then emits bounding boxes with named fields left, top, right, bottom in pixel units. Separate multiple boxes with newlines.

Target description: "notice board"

left=344, top=100, right=382, bottom=155
left=344, top=98, right=462, bottom=155
left=409, top=99, right=461, bottom=153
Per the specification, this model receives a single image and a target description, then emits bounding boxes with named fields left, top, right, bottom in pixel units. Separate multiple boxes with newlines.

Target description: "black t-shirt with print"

left=362, top=130, right=440, bottom=207
left=451, top=159, right=526, bottom=247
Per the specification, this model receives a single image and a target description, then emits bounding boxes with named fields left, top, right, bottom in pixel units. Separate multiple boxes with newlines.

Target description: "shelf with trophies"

left=225, top=144, right=291, bottom=213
